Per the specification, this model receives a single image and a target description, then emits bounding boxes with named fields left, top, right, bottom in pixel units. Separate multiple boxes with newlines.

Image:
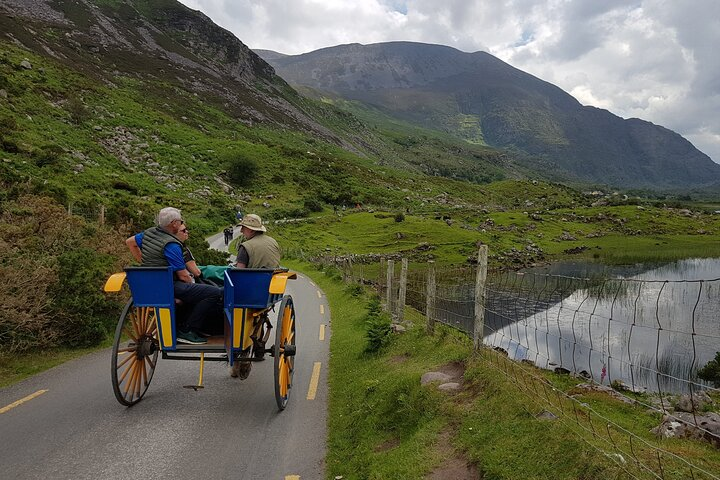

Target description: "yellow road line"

left=285, top=476, right=300, bottom=480
left=0, top=389, right=48, bottom=414
left=307, top=362, right=321, bottom=400
left=316, top=290, right=321, bottom=298
left=320, top=304, right=324, bottom=315
left=319, top=324, right=326, bottom=341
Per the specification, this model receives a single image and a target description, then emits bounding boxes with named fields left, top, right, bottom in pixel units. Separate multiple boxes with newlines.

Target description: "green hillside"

left=2, top=1, right=720, bottom=362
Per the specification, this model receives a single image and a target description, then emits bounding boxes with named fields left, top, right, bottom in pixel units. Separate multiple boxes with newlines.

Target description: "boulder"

left=651, top=412, right=720, bottom=448
left=20, top=59, right=32, bottom=69
left=675, top=392, right=713, bottom=413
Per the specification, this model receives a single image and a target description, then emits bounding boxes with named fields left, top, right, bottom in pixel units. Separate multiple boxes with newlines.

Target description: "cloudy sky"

left=178, top=0, right=720, bottom=163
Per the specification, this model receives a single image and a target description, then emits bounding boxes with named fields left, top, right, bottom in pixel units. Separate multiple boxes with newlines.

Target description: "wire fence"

left=309, top=251, right=720, bottom=479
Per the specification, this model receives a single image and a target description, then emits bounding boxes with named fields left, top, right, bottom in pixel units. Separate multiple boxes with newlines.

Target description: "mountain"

left=257, top=42, right=720, bottom=190
left=0, top=0, right=344, bottom=143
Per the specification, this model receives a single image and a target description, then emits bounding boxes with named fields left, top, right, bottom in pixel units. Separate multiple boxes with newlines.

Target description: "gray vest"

left=141, top=227, right=181, bottom=267
left=242, top=233, right=281, bottom=269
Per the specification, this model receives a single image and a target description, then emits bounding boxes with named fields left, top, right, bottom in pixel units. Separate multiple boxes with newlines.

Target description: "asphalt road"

left=0, top=271, right=330, bottom=479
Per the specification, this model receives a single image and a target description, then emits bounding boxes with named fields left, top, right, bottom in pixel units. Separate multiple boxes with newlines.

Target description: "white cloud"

left=179, top=0, right=720, bottom=163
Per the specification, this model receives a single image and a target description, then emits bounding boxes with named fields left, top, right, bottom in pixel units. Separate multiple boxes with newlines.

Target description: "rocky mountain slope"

left=258, top=42, right=720, bottom=190
left=0, top=0, right=343, bottom=143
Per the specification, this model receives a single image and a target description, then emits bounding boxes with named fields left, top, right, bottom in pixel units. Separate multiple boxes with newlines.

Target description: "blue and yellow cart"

left=103, top=267, right=297, bottom=410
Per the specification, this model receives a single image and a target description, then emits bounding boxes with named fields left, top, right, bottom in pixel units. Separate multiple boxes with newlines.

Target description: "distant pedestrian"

left=223, top=226, right=231, bottom=245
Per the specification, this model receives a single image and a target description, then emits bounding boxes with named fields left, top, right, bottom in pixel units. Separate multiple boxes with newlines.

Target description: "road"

left=0, top=240, right=330, bottom=479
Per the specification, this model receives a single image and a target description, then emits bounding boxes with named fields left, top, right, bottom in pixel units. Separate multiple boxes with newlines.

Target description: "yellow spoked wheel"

left=111, top=300, right=159, bottom=406
left=274, top=295, right=296, bottom=410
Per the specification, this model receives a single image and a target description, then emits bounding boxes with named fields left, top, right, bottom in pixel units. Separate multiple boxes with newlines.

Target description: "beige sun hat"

left=239, top=213, right=267, bottom=232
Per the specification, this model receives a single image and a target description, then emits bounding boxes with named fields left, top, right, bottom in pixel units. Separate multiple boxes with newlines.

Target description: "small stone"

left=536, top=410, right=558, bottom=420
left=437, top=382, right=461, bottom=392
left=94, top=125, right=102, bottom=131
left=421, top=372, right=452, bottom=386
left=0, top=89, right=7, bottom=99
left=20, top=59, right=32, bottom=69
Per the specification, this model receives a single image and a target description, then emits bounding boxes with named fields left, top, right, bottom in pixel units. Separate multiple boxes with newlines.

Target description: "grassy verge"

left=0, top=340, right=111, bottom=388
left=286, top=259, right=720, bottom=479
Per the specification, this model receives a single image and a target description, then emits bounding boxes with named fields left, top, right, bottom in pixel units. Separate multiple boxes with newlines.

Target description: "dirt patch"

left=438, top=360, right=466, bottom=382
left=390, top=354, right=410, bottom=364
left=374, top=437, right=401, bottom=452
left=427, top=456, right=481, bottom=480
left=429, top=428, right=481, bottom=480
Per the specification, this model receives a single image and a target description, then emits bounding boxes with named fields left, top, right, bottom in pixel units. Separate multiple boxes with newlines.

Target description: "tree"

left=225, top=153, right=258, bottom=187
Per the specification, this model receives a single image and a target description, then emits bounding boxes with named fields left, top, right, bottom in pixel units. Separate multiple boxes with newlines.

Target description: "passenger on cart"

left=125, top=207, right=222, bottom=345
left=235, top=214, right=281, bottom=269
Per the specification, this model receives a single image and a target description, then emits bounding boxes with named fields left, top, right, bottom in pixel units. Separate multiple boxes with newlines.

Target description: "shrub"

left=51, top=248, right=120, bottom=346
left=303, top=197, right=323, bottom=213
left=345, top=283, right=364, bottom=297
left=394, top=212, right=405, bottom=222
left=364, top=297, right=392, bottom=354
left=34, top=144, right=64, bottom=167
left=698, top=352, right=720, bottom=387
left=225, top=153, right=258, bottom=187
left=66, top=96, right=90, bottom=124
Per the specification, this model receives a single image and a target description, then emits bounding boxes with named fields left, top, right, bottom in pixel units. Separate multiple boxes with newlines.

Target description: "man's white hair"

left=156, top=207, right=182, bottom=227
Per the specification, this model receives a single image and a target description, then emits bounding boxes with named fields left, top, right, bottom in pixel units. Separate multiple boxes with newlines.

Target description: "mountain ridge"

left=257, top=41, right=720, bottom=189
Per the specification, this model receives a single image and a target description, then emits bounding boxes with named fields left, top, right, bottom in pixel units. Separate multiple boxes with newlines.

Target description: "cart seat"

left=224, top=268, right=279, bottom=309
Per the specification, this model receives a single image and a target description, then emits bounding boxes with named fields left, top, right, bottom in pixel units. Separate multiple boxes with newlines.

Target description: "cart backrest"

left=124, top=267, right=175, bottom=308
left=224, top=268, right=284, bottom=309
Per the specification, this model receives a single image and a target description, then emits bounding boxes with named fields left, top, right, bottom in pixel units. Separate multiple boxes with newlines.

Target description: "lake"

left=483, top=258, right=720, bottom=394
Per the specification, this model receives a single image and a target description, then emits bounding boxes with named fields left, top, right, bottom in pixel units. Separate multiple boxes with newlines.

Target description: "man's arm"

left=125, top=235, right=142, bottom=262
left=235, top=245, right=249, bottom=269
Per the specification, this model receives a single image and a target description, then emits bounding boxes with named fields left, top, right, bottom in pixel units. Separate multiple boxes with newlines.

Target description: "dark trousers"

left=173, top=281, right=223, bottom=333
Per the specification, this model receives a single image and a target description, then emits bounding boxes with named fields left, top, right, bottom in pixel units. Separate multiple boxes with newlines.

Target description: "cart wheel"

left=111, top=299, right=159, bottom=406
left=274, top=295, right=296, bottom=410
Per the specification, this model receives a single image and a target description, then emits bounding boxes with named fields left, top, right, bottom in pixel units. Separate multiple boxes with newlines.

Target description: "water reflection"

left=484, top=258, right=720, bottom=394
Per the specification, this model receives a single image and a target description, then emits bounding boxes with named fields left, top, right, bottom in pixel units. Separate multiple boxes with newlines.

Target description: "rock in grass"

left=675, top=392, right=713, bottom=413
left=421, top=372, right=452, bottom=385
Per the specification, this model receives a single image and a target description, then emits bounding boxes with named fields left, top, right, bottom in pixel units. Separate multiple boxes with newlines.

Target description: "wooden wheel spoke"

left=116, top=351, right=136, bottom=370
left=124, top=362, right=139, bottom=397
left=122, top=325, right=138, bottom=342
left=144, top=355, right=156, bottom=370
left=118, top=358, right=135, bottom=384
left=116, top=346, right=136, bottom=354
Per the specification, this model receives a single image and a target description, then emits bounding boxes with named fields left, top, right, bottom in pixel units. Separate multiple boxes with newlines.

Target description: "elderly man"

left=235, top=214, right=281, bottom=269
left=126, top=207, right=221, bottom=345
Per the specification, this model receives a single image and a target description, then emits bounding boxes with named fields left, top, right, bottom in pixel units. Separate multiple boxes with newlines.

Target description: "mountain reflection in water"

left=483, top=258, right=720, bottom=394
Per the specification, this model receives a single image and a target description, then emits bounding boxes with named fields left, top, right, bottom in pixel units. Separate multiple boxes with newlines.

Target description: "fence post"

left=386, top=259, right=395, bottom=313
left=426, top=260, right=436, bottom=334
left=397, top=257, right=408, bottom=323
left=99, top=205, right=105, bottom=225
left=347, top=257, right=353, bottom=283
left=67, top=201, right=73, bottom=216
left=379, top=257, right=386, bottom=298
left=474, top=245, right=488, bottom=350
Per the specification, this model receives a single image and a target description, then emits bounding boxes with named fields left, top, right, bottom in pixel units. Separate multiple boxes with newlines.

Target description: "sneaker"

left=176, top=330, right=207, bottom=345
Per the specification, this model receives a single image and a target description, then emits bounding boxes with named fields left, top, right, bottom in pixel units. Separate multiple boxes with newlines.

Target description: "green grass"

left=288, top=260, right=720, bottom=479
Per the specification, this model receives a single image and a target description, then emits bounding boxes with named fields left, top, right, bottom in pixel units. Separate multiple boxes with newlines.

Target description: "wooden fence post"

left=474, top=245, right=488, bottom=349
left=379, top=258, right=386, bottom=298
left=386, top=259, right=395, bottom=313
left=397, top=257, right=408, bottom=323
left=99, top=205, right=105, bottom=225
left=67, top=201, right=73, bottom=216
left=426, top=260, right=436, bottom=334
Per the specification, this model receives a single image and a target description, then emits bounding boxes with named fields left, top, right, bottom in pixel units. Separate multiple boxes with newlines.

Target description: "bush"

left=66, top=96, right=90, bottom=124
left=0, top=195, right=129, bottom=354
left=51, top=248, right=120, bottom=346
left=303, top=197, right=324, bottom=213
left=345, top=283, right=364, bottom=297
left=394, top=212, right=405, bottom=222
left=364, top=297, right=392, bottom=354
left=698, top=352, right=720, bottom=387
left=34, top=144, right=64, bottom=167
left=225, top=153, right=258, bottom=187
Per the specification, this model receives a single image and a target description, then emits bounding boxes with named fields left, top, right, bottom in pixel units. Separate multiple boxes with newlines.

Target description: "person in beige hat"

left=235, top=213, right=281, bottom=269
